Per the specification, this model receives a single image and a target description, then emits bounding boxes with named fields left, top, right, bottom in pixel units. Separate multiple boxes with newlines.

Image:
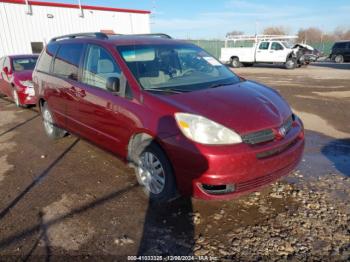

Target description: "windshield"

left=12, top=57, right=38, bottom=72
left=281, top=41, right=294, bottom=49
left=117, top=44, right=240, bottom=93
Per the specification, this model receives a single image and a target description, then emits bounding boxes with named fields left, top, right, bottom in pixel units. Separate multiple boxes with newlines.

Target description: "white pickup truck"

left=220, top=35, right=299, bottom=69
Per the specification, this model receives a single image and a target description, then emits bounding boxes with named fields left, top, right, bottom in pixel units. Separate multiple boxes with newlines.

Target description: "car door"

left=74, top=44, right=136, bottom=155
left=269, top=42, right=286, bottom=62
left=255, top=42, right=271, bottom=62
left=51, top=42, right=85, bottom=132
left=345, top=42, right=350, bottom=60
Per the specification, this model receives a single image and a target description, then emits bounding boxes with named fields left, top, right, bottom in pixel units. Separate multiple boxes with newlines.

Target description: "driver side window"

left=82, top=45, right=121, bottom=90
left=271, top=42, right=283, bottom=50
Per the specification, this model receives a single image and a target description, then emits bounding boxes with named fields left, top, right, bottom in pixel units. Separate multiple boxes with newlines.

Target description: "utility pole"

left=78, top=0, right=84, bottom=17
left=24, top=0, right=32, bottom=15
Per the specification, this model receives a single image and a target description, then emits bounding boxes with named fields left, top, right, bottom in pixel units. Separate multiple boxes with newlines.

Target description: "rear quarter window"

left=36, top=43, right=59, bottom=73
left=259, top=42, right=270, bottom=50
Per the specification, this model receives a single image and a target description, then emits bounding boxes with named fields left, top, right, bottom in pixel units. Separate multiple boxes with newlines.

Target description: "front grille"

left=256, top=137, right=299, bottom=159
left=242, top=129, right=275, bottom=145
left=242, top=115, right=293, bottom=145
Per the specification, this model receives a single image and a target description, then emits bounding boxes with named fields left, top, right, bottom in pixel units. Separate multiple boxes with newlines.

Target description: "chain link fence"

left=186, top=39, right=334, bottom=59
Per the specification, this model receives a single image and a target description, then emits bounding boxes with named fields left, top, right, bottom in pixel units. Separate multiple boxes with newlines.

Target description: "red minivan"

left=0, top=55, right=38, bottom=107
left=33, top=33, right=304, bottom=202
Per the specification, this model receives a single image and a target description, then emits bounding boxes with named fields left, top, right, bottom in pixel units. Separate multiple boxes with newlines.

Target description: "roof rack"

left=49, top=32, right=173, bottom=43
left=50, top=32, right=108, bottom=42
left=224, top=34, right=297, bottom=47
left=128, top=33, right=172, bottom=39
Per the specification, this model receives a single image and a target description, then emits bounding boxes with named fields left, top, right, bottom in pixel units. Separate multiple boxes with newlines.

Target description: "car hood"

left=13, top=70, right=33, bottom=81
left=155, top=80, right=292, bottom=135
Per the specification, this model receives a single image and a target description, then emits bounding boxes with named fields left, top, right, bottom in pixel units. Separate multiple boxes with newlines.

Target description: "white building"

left=0, top=0, right=151, bottom=56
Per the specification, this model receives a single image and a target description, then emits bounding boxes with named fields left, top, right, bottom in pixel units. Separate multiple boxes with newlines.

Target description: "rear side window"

left=259, top=42, right=270, bottom=50
left=81, top=45, right=121, bottom=90
left=53, top=43, right=84, bottom=80
left=36, top=43, right=59, bottom=73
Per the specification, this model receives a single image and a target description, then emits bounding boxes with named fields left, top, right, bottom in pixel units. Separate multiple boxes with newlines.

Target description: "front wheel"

left=12, top=89, right=21, bottom=107
left=334, top=55, right=344, bottom=63
left=285, top=58, right=296, bottom=69
left=134, top=141, right=177, bottom=203
left=41, top=102, right=66, bottom=139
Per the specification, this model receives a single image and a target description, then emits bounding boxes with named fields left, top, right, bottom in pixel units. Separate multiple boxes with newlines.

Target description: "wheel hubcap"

left=286, top=60, right=294, bottom=67
left=335, top=56, right=342, bottom=63
left=232, top=60, right=239, bottom=67
left=43, top=109, right=54, bottom=134
left=137, top=152, right=165, bottom=194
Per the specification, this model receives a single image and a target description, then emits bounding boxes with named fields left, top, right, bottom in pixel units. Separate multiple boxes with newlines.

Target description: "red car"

left=0, top=55, right=38, bottom=107
left=33, top=33, right=304, bottom=202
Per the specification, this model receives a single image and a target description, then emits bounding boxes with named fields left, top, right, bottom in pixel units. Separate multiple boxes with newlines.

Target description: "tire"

left=133, top=140, right=177, bottom=203
left=12, top=89, right=21, bottom=107
left=285, top=58, right=296, bottom=69
left=41, top=102, right=66, bottom=139
left=334, top=54, right=344, bottom=63
left=230, top=57, right=241, bottom=68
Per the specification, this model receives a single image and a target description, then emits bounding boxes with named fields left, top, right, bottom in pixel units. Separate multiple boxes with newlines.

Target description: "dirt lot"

left=0, top=64, right=349, bottom=261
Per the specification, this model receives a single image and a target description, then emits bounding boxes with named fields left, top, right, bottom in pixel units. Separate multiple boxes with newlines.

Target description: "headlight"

left=175, top=113, right=242, bottom=145
left=19, top=80, right=34, bottom=88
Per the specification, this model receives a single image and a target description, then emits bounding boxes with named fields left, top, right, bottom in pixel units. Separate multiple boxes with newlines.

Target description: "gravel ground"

left=0, top=64, right=349, bottom=261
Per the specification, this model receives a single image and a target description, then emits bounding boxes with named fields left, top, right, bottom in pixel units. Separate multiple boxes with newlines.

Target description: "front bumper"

left=18, top=91, right=37, bottom=105
left=161, top=118, right=304, bottom=200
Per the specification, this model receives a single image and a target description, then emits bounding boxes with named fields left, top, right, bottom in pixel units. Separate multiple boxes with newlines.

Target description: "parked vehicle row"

left=1, top=32, right=305, bottom=203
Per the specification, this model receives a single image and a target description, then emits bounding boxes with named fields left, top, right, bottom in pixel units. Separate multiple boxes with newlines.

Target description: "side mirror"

left=3, top=67, right=9, bottom=75
left=106, top=77, right=120, bottom=94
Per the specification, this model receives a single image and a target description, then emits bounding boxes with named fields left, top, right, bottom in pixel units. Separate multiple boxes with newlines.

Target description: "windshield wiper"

left=208, top=82, right=236, bottom=89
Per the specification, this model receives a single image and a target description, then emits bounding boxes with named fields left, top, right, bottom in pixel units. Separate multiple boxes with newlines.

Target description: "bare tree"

left=263, top=26, right=289, bottom=35
left=297, top=27, right=323, bottom=43
left=226, top=30, right=244, bottom=37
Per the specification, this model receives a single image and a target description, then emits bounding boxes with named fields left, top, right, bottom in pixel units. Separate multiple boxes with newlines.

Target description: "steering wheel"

left=181, top=68, right=196, bottom=77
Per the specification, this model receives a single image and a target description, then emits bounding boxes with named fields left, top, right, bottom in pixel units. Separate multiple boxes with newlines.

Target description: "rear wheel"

left=133, top=140, right=177, bottom=203
left=230, top=57, right=241, bottom=68
left=42, top=102, right=66, bottom=139
left=334, top=54, right=344, bottom=63
left=285, top=58, right=296, bottom=69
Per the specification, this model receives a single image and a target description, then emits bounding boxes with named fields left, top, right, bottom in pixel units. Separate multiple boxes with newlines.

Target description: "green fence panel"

left=186, top=40, right=334, bottom=58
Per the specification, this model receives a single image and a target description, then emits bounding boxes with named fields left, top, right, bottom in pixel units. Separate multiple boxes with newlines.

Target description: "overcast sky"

left=37, top=0, right=350, bottom=39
